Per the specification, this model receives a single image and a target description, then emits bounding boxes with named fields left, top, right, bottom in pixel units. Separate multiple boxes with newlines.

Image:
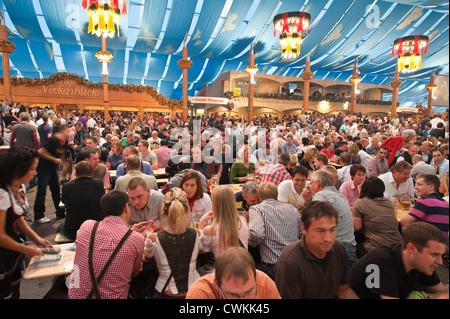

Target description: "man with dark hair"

left=433, top=148, right=449, bottom=180
left=57, top=161, right=105, bottom=241
left=302, top=170, right=357, bottom=269
left=350, top=222, right=448, bottom=299
left=367, top=146, right=389, bottom=178
left=400, top=174, right=449, bottom=237
left=278, top=165, right=309, bottom=211
left=274, top=201, right=359, bottom=299
left=186, top=247, right=281, bottom=299
left=68, top=190, right=145, bottom=299
left=34, top=125, right=68, bottom=223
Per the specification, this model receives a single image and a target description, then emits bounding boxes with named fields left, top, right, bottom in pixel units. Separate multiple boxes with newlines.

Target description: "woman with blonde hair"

left=199, top=185, right=248, bottom=259
left=348, top=143, right=361, bottom=164
left=230, top=145, right=256, bottom=183
left=143, top=187, right=203, bottom=299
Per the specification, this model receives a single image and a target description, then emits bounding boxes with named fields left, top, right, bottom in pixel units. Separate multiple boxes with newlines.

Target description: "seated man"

left=277, top=165, right=309, bottom=212
left=68, top=190, right=145, bottom=299
left=137, top=139, right=158, bottom=170
left=153, top=139, right=172, bottom=169
left=58, top=161, right=105, bottom=241
left=235, top=181, right=260, bottom=211
left=378, top=160, right=414, bottom=200
left=70, top=148, right=111, bottom=191
left=256, top=153, right=293, bottom=186
left=367, top=147, right=389, bottom=178
left=115, top=155, right=158, bottom=192
left=116, top=146, right=154, bottom=181
left=126, top=177, right=164, bottom=226
left=275, top=201, right=359, bottom=299
left=350, top=222, right=448, bottom=299
left=302, top=170, right=357, bottom=269
left=186, top=247, right=281, bottom=299
left=249, top=182, right=302, bottom=279
left=411, top=154, right=436, bottom=182
left=433, top=148, right=449, bottom=180
left=400, top=174, right=449, bottom=238
left=313, top=153, right=329, bottom=171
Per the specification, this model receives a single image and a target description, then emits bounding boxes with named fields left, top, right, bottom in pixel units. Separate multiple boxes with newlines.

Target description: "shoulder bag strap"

left=87, top=222, right=133, bottom=299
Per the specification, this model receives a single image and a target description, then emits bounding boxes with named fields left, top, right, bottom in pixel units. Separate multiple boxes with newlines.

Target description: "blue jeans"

left=34, top=171, right=65, bottom=221
left=343, top=243, right=358, bottom=270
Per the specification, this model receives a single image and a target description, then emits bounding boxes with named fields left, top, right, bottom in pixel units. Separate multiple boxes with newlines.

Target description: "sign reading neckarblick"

left=188, top=96, right=229, bottom=105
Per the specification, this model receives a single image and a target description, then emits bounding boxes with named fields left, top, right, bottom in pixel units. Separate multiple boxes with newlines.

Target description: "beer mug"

left=259, top=159, right=265, bottom=167
left=247, top=173, right=254, bottom=181
left=210, top=174, right=218, bottom=192
left=399, top=194, right=414, bottom=211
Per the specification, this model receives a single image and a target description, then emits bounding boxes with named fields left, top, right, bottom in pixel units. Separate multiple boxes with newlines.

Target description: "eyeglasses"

left=220, top=285, right=257, bottom=299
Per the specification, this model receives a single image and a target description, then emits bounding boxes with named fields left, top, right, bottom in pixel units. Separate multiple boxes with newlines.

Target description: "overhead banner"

left=189, top=97, right=229, bottom=105
left=397, top=107, right=419, bottom=113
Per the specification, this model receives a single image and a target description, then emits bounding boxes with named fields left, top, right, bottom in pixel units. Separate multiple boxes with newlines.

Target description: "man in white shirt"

left=429, top=115, right=445, bottom=129
left=87, top=115, right=96, bottom=132
left=378, top=161, right=415, bottom=199
left=278, top=165, right=309, bottom=212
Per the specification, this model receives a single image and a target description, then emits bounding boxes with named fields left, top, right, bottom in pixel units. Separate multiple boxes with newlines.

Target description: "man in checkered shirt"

left=256, top=153, right=293, bottom=186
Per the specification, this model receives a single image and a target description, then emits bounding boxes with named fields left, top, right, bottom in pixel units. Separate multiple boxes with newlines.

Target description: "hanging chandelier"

left=82, top=0, right=127, bottom=38
left=392, top=35, right=429, bottom=73
left=273, top=12, right=311, bottom=59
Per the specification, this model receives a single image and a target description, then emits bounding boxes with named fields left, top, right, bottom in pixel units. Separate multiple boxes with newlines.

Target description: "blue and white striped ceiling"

left=0, top=0, right=448, bottom=109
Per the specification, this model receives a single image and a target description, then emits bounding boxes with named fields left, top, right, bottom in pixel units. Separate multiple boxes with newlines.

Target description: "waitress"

left=0, top=147, right=53, bottom=299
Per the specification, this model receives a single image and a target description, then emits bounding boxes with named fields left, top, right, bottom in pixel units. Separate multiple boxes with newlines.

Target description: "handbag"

left=87, top=221, right=133, bottom=299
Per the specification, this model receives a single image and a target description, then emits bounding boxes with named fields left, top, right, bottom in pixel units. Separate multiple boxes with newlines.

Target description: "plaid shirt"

left=69, top=216, right=144, bottom=299
left=367, top=156, right=389, bottom=178
left=257, top=164, right=291, bottom=186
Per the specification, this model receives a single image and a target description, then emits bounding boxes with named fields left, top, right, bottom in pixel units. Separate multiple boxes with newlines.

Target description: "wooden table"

left=153, top=168, right=167, bottom=177
left=109, top=170, right=116, bottom=178
left=23, top=243, right=76, bottom=280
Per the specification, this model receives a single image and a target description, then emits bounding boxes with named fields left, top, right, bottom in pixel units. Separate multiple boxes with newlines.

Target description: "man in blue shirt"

left=281, top=134, right=297, bottom=154
left=433, top=149, right=449, bottom=179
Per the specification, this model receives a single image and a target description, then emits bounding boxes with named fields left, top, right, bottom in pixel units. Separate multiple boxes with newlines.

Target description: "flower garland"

left=0, top=72, right=187, bottom=109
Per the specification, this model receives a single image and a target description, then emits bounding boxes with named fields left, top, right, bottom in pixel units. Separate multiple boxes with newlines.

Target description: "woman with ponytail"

left=199, top=185, right=249, bottom=258
left=143, top=187, right=203, bottom=299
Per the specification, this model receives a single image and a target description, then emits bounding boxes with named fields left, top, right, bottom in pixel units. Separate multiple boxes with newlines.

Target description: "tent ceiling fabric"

left=0, top=0, right=448, bottom=108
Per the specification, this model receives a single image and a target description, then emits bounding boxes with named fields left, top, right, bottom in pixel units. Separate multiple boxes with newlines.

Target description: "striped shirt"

left=409, top=193, right=449, bottom=238
left=68, top=216, right=144, bottom=299
left=248, top=199, right=302, bottom=264
left=186, top=270, right=281, bottom=299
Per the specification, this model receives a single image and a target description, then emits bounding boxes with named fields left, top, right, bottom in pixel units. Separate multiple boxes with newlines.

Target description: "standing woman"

left=143, top=187, right=203, bottom=299
left=0, top=147, right=53, bottom=298
left=179, top=171, right=212, bottom=226
left=199, top=185, right=248, bottom=258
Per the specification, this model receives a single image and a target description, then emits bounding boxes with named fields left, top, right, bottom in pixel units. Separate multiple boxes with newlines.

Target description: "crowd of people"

left=0, top=98, right=449, bottom=300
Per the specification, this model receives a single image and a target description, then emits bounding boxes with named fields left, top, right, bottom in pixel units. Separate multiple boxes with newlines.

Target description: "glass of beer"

left=399, top=194, right=414, bottom=211
left=259, top=159, right=265, bottom=167
left=247, top=174, right=254, bottom=181
left=150, top=145, right=155, bottom=152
